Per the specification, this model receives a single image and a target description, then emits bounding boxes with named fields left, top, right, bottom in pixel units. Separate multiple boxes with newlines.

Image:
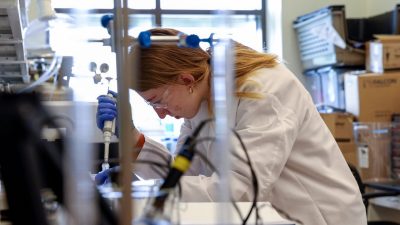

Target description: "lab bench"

left=0, top=188, right=295, bottom=225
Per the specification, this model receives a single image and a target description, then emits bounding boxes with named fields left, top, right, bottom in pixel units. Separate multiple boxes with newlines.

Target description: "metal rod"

left=113, top=0, right=133, bottom=224
left=148, top=36, right=180, bottom=42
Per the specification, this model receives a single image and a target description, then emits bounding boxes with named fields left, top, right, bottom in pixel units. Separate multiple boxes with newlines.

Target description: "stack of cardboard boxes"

left=293, top=5, right=400, bottom=181
left=346, top=35, right=400, bottom=123
left=321, top=35, right=400, bottom=181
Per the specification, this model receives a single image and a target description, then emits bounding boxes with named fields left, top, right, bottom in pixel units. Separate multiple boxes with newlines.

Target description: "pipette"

left=102, top=79, right=115, bottom=171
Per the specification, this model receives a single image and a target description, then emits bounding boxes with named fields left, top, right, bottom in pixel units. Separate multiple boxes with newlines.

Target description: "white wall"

left=279, top=0, right=399, bottom=84
left=366, top=0, right=399, bottom=16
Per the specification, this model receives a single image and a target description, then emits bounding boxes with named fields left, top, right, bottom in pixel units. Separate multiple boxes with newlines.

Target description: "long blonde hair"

left=132, top=28, right=278, bottom=103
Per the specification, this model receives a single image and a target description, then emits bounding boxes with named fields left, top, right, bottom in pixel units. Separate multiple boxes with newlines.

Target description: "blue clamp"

left=200, top=33, right=215, bottom=47
left=138, top=31, right=152, bottom=48
left=183, top=34, right=200, bottom=48
left=101, top=14, right=114, bottom=28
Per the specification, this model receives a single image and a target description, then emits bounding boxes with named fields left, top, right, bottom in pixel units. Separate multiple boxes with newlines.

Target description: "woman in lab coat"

left=97, top=28, right=367, bottom=225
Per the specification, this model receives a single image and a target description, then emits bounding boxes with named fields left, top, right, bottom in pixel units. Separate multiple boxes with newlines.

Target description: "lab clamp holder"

left=98, top=14, right=217, bottom=51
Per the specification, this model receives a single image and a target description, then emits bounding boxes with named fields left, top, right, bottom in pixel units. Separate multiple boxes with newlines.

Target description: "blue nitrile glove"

left=95, top=166, right=120, bottom=185
left=95, top=166, right=140, bottom=185
left=96, top=90, right=118, bottom=136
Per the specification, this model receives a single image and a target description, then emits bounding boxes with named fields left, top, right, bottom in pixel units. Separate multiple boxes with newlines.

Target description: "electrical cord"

left=231, top=130, right=260, bottom=225
left=190, top=131, right=264, bottom=225
left=188, top=137, right=250, bottom=221
left=190, top=146, right=244, bottom=222
left=231, top=130, right=304, bottom=225
left=184, top=119, right=260, bottom=224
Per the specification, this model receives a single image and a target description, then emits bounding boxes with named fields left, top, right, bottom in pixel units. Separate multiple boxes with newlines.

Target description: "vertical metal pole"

left=113, top=0, right=134, bottom=224
left=211, top=8, right=234, bottom=224
left=63, top=8, right=98, bottom=225
left=66, top=102, right=97, bottom=225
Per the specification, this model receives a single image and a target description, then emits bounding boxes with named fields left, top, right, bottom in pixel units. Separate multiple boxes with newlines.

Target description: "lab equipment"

left=0, top=93, right=118, bottom=225
left=0, top=0, right=30, bottom=84
left=102, top=92, right=117, bottom=171
left=137, top=30, right=215, bottom=48
left=304, top=66, right=364, bottom=112
left=293, top=5, right=365, bottom=71
left=99, top=14, right=216, bottom=51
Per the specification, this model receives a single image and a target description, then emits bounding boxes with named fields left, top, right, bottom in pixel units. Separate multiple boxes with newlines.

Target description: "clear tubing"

left=17, top=54, right=62, bottom=93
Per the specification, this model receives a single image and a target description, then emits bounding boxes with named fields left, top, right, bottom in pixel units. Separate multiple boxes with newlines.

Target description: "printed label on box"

left=358, top=145, right=369, bottom=168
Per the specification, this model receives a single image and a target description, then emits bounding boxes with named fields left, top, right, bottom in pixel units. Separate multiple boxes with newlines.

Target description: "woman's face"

left=138, top=80, right=206, bottom=119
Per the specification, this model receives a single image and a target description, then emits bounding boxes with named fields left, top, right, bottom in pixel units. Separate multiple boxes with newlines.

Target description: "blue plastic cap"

left=138, top=31, right=152, bottom=48
left=186, top=34, right=200, bottom=48
left=101, top=14, right=114, bottom=28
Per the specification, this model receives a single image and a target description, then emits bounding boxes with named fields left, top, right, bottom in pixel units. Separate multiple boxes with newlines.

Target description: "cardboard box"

left=320, top=112, right=355, bottom=141
left=345, top=71, right=400, bottom=122
left=366, top=35, right=400, bottom=73
left=338, top=141, right=358, bottom=167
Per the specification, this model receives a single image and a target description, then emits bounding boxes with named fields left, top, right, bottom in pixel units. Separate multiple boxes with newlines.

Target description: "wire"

left=188, top=137, right=218, bottom=172
left=231, top=130, right=259, bottom=225
left=232, top=130, right=304, bottom=225
left=185, top=119, right=263, bottom=224
left=187, top=136, right=245, bottom=222
left=193, top=147, right=245, bottom=222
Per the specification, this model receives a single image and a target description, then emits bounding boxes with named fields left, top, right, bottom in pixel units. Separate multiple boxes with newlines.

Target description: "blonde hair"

left=132, top=28, right=278, bottom=110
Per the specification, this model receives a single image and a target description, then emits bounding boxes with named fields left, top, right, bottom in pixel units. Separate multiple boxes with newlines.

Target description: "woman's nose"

left=154, top=108, right=167, bottom=119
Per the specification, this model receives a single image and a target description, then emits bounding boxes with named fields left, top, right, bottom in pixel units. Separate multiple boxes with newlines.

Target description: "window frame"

left=54, top=0, right=267, bottom=49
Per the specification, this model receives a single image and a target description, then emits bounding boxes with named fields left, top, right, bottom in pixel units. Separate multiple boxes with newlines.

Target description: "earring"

left=189, top=86, right=193, bottom=94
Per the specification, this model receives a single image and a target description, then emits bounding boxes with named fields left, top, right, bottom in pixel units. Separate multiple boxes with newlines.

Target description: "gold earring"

left=189, top=86, right=193, bottom=94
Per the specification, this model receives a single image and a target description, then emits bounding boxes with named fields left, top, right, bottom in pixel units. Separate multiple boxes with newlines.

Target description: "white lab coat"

left=135, top=64, right=367, bottom=225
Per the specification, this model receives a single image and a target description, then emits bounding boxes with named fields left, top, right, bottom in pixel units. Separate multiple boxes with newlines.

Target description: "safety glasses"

left=145, top=86, right=170, bottom=109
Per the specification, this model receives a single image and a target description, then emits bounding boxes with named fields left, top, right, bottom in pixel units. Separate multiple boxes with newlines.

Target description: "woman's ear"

left=179, top=73, right=195, bottom=86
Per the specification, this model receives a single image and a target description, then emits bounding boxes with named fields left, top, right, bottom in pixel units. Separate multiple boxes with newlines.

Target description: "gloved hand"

left=95, top=166, right=120, bottom=185
left=94, top=166, right=141, bottom=185
left=96, top=90, right=118, bottom=135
